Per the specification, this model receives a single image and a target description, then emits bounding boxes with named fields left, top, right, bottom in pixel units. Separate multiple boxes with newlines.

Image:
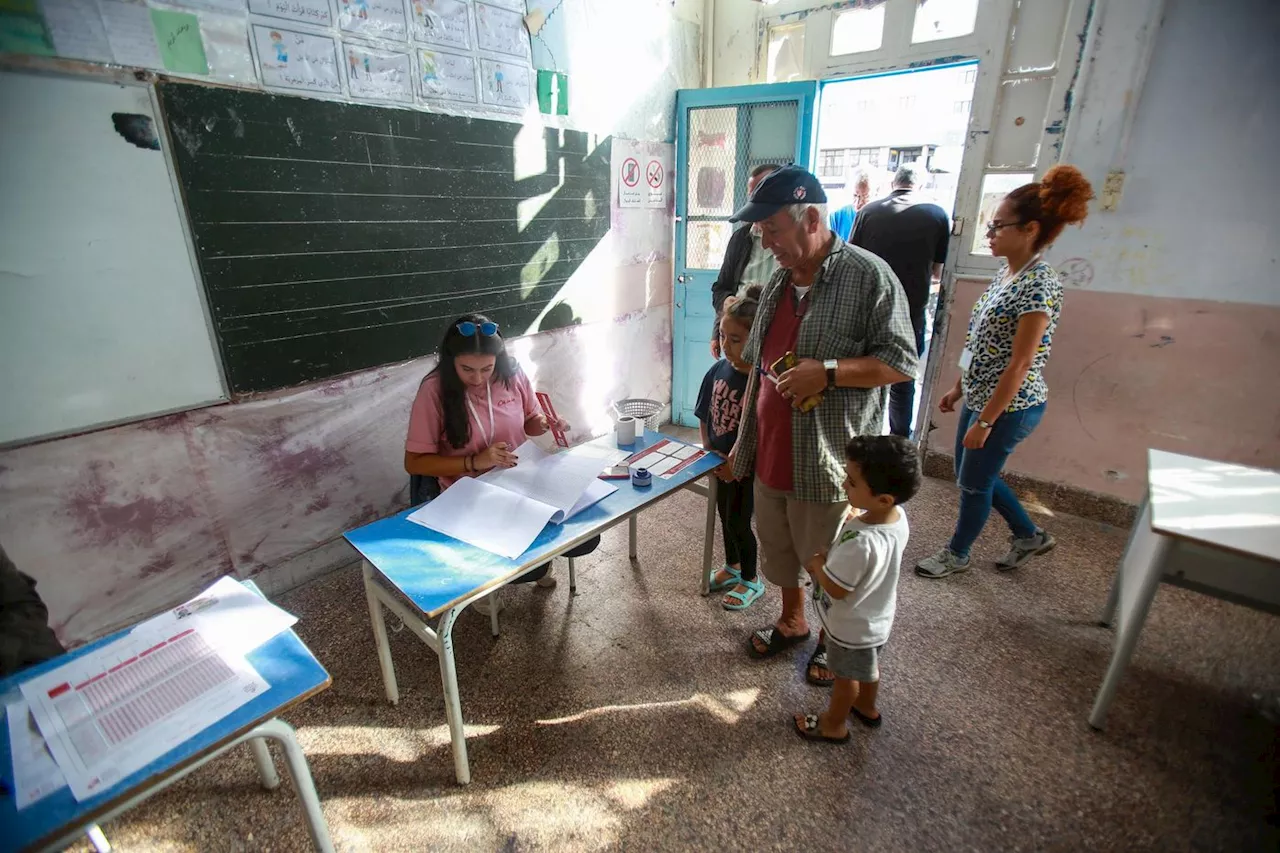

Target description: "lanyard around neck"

left=465, top=383, right=494, bottom=446
left=975, top=254, right=1042, bottom=331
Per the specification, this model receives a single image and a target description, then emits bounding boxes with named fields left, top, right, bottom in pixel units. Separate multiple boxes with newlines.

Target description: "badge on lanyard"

left=959, top=348, right=974, bottom=372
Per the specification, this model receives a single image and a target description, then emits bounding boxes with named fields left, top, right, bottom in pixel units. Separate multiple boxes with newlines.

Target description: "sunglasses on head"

left=456, top=321, right=499, bottom=337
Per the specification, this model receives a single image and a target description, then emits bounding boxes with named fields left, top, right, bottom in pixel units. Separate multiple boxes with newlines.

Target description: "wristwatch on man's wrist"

left=823, top=359, right=838, bottom=390
left=976, top=418, right=994, bottom=430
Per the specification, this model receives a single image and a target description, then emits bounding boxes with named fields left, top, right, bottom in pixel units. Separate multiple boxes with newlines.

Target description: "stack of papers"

left=6, top=577, right=297, bottom=806
left=407, top=440, right=626, bottom=559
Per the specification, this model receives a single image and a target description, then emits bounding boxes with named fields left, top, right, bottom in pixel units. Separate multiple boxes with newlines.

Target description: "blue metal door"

left=672, top=83, right=819, bottom=427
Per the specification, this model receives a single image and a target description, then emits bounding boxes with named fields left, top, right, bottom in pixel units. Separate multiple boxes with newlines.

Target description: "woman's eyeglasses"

left=456, top=321, right=499, bottom=337
left=985, top=219, right=1023, bottom=235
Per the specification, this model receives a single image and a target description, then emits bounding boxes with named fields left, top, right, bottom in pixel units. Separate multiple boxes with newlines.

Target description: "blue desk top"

left=345, top=430, right=720, bottom=619
left=0, top=581, right=329, bottom=853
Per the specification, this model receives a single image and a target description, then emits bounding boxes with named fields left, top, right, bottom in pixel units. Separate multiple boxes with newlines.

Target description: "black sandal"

left=850, top=706, right=883, bottom=728
left=748, top=626, right=811, bottom=659
left=793, top=713, right=850, bottom=744
left=806, top=644, right=834, bottom=687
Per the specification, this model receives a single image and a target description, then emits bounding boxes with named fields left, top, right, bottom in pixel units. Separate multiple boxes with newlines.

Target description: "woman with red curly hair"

left=917, top=166, right=1093, bottom=579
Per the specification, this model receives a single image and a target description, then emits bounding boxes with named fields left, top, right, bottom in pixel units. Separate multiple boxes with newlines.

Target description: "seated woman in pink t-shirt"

left=404, top=314, right=599, bottom=600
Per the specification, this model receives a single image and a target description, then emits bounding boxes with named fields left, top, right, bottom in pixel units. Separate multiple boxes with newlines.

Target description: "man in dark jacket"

left=709, top=163, right=781, bottom=357
left=1, top=542, right=65, bottom=677
left=850, top=162, right=951, bottom=437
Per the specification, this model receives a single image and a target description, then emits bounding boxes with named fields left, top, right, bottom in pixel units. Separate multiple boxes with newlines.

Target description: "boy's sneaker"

left=995, top=530, right=1057, bottom=571
left=915, top=549, right=970, bottom=579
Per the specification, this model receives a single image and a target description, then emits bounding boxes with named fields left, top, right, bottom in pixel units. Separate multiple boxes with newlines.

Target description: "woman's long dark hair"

left=430, top=313, right=517, bottom=449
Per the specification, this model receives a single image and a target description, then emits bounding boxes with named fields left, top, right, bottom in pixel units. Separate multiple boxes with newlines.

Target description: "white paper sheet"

left=6, top=701, right=67, bottom=809
left=481, top=440, right=612, bottom=520
left=338, top=0, right=407, bottom=41
left=561, top=478, right=616, bottom=522
left=343, top=42, right=413, bottom=103
left=410, top=0, right=469, bottom=49
left=418, top=46, right=477, bottom=102
left=638, top=453, right=683, bottom=477
left=20, top=623, right=267, bottom=800
left=97, top=0, right=163, bottom=68
left=474, top=0, right=526, bottom=57
left=137, top=575, right=298, bottom=660
left=253, top=24, right=342, bottom=95
left=40, top=0, right=113, bottom=62
left=408, top=475, right=555, bottom=559
left=248, top=0, right=332, bottom=27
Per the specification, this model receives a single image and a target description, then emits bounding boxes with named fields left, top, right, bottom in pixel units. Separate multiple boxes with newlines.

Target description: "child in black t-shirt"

left=696, top=285, right=763, bottom=610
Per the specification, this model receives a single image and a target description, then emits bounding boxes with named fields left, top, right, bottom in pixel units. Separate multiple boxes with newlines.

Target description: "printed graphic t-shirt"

left=694, top=358, right=749, bottom=456
left=817, top=510, right=910, bottom=649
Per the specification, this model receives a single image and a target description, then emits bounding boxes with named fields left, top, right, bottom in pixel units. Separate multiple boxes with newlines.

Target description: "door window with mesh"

left=684, top=101, right=798, bottom=270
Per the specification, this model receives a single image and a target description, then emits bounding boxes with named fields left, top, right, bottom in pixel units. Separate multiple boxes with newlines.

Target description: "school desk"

left=344, top=431, right=721, bottom=784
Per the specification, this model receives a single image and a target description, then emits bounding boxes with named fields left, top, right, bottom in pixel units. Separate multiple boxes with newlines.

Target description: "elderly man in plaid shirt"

left=725, top=165, right=918, bottom=684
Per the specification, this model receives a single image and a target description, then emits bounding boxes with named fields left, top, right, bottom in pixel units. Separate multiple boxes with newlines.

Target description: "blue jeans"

left=948, top=403, right=1045, bottom=558
left=889, top=321, right=927, bottom=437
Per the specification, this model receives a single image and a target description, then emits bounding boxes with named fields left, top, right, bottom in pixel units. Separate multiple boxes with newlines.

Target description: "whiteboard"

left=0, top=72, right=226, bottom=445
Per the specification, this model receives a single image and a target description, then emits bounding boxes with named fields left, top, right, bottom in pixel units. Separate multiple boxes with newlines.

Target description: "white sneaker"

left=996, top=530, right=1057, bottom=571
left=473, top=589, right=505, bottom=616
left=915, top=548, right=970, bottom=579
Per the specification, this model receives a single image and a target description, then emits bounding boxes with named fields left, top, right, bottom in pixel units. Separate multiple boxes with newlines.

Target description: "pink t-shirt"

left=405, top=369, right=540, bottom=489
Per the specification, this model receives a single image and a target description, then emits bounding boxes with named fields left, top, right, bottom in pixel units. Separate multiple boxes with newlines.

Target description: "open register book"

left=407, top=440, right=626, bottom=559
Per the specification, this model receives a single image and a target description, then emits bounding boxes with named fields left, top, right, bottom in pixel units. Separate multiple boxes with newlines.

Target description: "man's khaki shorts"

left=754, top=480, right=849, bottom=588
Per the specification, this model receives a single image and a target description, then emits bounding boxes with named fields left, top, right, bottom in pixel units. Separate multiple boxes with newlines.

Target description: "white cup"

left=615, top=416, right=638, bottom=445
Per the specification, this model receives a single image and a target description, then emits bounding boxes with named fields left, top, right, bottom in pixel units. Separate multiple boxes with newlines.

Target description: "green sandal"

left=708, top=566, right=741, bottom=592
left=722, top=578, right=765, bottom=611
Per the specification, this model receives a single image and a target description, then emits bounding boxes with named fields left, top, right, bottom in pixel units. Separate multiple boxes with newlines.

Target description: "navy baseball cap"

left=730, top=164, right=828, bottom=223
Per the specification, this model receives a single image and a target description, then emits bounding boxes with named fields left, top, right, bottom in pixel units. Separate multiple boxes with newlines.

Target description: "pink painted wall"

left=928, top=278, right=1280, bottom=503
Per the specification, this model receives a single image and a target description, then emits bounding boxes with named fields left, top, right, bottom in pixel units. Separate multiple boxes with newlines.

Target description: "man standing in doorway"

left=710, top=163, right=782, bottom=358
left=827, top=167, right=873, bottom=241
left=850, top=162, right=951, bottom=437
left=726, top=165, right=917, bottom=681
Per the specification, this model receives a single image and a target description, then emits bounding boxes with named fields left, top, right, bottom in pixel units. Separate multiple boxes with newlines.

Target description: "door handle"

left=677, top=275, right=686, bottom=283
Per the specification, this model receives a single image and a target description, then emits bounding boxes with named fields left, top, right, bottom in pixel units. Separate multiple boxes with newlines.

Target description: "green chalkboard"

left=157, top=81, right=610, bottom=394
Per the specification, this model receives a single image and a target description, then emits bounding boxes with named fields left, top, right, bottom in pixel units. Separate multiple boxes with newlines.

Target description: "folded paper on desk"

left=407, top=440, right=620, bottom=558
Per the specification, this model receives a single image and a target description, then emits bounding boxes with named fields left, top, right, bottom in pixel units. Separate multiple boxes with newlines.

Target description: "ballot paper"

left=408, top=440, right=621, bottom=558
left=19, top=621, right=268, bottom=801
left=6, top=700, right=67, bottom=808
left=623, top=438, right=709, bottom=480
left=138, top=574, right=298, bottom=660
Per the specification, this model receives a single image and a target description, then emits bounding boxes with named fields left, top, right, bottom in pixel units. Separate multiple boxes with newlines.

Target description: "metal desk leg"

left=436, top=607, right=471, bottom=784
left=363, top=562, right=400, bottom=705
left=628, top=516, right=638, bottom=561
left=86, top=826, right=111, bottom=853
left=1089, top=513, right=1170, bottom=730
left=701, top=476, right=718, bottom=595
left=568, top=557, right=577, bottom=594
left=1100, top=496, right=1148, bottom=628
left=488, top=598, right=500, bottom=637
left=249, top=736, right=281, bottom=789
left=255, top=718, right=335, bottom=853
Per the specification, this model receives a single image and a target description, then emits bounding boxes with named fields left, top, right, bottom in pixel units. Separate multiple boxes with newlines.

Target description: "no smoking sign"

left=617, top=148, right=670, bottom=209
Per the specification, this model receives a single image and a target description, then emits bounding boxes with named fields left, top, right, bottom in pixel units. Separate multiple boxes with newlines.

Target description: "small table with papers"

left=345, top=430, right=722, bottom=785
left=0, top=580, right=334, bottom=852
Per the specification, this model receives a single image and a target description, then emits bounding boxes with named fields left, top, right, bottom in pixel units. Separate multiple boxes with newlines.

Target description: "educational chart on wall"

left=409, top=0, right=468, bottom=49
left=98, top=0, right=162, bottom=68
left=248, top=0, right=331, bottom=28
left=343, top=41, right=412, bottom=103
left=38, top=0, right=112, bottom=62
left=474, top=0, right=525, bottom=58
left=479, top=56, right=527, bottom=110
left=252, top=24, right=341, bottom=94
left=337, top=0, right=406, bottom=42
left=418, top=45, right=475, bottom=102
left=167, top=0, right=247, bottom=13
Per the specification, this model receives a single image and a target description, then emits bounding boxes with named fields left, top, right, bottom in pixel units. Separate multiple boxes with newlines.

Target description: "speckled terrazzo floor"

left=72, top=476, right=1280, bottom=852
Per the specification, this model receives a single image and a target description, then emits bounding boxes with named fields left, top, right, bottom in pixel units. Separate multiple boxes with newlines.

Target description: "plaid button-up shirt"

left=731, top=236, right=918, bottom=502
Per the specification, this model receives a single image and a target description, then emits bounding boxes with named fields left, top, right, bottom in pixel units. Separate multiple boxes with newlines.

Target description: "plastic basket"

left=612, top=398, right=664, bottom=432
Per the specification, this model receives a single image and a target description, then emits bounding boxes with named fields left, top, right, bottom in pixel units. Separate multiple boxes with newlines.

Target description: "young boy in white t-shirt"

left=794, top=435, right=921, bottom=743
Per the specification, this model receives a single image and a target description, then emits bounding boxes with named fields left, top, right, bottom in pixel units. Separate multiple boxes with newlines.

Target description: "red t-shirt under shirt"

left=756, top=288, right=805, bottom=492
